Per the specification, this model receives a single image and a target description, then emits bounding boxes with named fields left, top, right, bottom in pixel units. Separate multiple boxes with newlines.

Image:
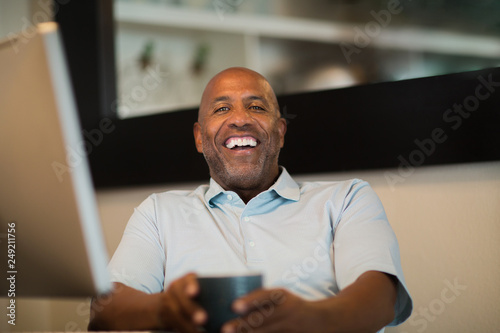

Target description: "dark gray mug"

left=196, top=274, right=263, bottom=333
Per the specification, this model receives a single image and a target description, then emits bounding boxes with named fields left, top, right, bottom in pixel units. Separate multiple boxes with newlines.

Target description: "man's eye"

left=214, top=107, right=230, bottom=113
left=250, top=105, right=265, bottom=111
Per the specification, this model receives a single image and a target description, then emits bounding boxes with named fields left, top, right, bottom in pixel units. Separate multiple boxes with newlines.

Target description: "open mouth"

left=224, top=136, right=258, bottom=150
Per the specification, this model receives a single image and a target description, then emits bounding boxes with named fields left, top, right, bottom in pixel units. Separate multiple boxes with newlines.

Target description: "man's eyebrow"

left=209, top=95, right=269, bottom=106
left=243, top=95, right=267, bottom=103
left=245, top=95, right=263, bottom=101
left=211, top=96, right=231, bottom=105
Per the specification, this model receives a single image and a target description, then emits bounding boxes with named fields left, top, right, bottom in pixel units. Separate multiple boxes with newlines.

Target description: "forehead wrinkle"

left=211, top=95, right=231, bottom=106
left=244, top=95, right=265, bottom=103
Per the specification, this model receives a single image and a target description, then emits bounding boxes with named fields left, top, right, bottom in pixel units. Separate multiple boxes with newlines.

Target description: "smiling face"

left=193, top=67, right=287, bottom=199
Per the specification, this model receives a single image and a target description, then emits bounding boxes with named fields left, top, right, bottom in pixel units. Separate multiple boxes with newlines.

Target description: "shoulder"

left=297, top=178, right=371, bottom=197
left=153, top=184, right=209, bottom=200
left=136, top=184, right=209, bottom=210
left=295, top=178, right=381, bottom=213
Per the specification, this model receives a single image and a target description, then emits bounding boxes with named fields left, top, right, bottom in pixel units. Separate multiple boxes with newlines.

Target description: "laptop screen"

left=0, top=22, right=112, bottom=298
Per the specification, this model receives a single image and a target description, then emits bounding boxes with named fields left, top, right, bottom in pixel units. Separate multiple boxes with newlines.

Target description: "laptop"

left=0, top=22, right=112, bottom=298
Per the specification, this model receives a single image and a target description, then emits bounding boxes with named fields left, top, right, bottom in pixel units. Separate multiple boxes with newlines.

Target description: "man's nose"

left=228, top=106, right=253, bottom=127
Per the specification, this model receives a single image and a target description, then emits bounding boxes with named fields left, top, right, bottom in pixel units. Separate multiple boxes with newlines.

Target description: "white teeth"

left=225, top=137, right=257, bottom=149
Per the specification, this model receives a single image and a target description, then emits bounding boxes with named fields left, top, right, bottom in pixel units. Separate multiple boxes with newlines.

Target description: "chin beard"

left=203, top=150, right=279, bottom=191
left=219, top=164, right=266, bottom=190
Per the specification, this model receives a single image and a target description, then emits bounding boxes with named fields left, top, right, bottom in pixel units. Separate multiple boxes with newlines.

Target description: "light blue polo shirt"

left=109, top=168, right=412, bottom=326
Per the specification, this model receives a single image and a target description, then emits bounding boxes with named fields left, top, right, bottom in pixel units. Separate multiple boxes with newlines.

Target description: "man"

left=89, top=67, right=412, bottom=332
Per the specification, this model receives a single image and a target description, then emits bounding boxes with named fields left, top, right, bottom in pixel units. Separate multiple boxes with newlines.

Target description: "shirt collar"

left=205, top=166, right=300, bottom=205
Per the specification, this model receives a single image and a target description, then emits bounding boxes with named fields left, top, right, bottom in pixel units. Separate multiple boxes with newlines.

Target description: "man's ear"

left=193, top=122, right=203, bottom=153
left=278, top=117, right=287, bottom=148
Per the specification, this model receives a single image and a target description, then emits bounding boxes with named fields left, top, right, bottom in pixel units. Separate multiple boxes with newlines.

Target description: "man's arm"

left=222, top=270, right=397, bottom=333
left=88, top=273, right=207, bottom=332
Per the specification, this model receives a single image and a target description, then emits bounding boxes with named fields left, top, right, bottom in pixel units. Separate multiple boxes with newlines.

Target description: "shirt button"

left=249, top=241, right=255, bottom=247
left=227, top=194, right=233, bottom=201
left=243, top=216, right=250, bottom=222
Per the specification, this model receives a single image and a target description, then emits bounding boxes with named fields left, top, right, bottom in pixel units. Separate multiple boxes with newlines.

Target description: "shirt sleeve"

left=107, top=194, right=165, bottom=294
left=332, top=180, right=413, bottom=326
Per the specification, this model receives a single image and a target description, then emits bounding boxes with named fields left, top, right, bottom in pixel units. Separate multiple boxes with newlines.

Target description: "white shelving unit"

left=114, top=1, right=500, bottom=118
left=116, top=2, right=500, bottom=59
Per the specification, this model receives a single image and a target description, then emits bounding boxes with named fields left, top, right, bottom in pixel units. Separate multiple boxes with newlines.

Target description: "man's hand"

left=89, top=273, right=207, bottom=332
left=90, top=271, right=396, bottom=332
left=157, top=273, right=207, bottom=332
left=221, top=288, right=326, bottom=333
left=220, top=271, right=397, bottom=333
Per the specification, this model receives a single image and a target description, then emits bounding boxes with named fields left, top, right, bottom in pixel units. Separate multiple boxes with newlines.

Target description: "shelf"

left=115, top=2, right=354, bottom=44
left=115, top=1, right=500, bottom=59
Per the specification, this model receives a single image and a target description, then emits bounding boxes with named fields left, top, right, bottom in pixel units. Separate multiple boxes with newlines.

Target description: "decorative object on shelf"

left=192, top=42, right=210, bottom=75
left=138, top=40, right=155, bottom=70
